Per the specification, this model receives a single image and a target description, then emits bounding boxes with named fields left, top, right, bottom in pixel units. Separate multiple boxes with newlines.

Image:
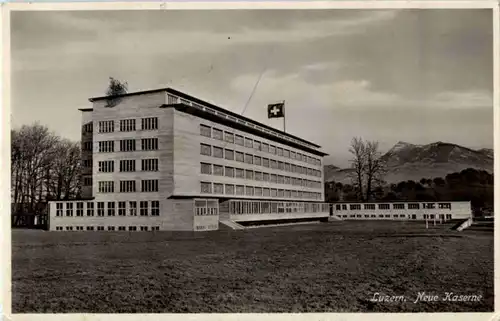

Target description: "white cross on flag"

left=267, top=102, right=285, bottom=119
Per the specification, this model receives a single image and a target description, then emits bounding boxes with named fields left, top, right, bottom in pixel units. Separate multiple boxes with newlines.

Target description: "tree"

left=11, top=123, right=82, bottom=218
left=348, top=137, right=386, bottom=201
left=348, top=137, right=366, bottom=201
left=105, top=77, right=128, bottom=107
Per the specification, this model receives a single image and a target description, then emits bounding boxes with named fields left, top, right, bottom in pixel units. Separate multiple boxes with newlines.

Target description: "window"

left=213, top=165, right=224, bottom=176
left=120, top=180, right=136, bottom=192
left=263, top=173, right=270, bottom=182
left=246, top=186, right=254, bottom=196
left=214, top=183, right=224, bottom=194
left=277, top=175, right=284, bottom=184
left=201, top=182, right=212, bottom=194
left=235, top=135, right=244, bottom=146
left=140, top=226, right=148, bottom=231
left=277, top=147, right=283, bottom=156
left=83, top=177, right=92, bottom=186
left=245, top=170, right=254, bottom=180
left=423, top=203, right=436, bottom=209
left=270, top=174, right=277, bottom=183
left=378, top=204, right=390, bottom=210
left=290, top=151, right=296, bottom=159
left=98, top=181, right=114, bottom=193
left=236, top=185, right=245, bottom=195
left=152, top=226, right=160, bottom=231
left=141, top=180, right=159, bottom=192
left=270, top=160, right=277, bottom=169
left=255, top=171, right=262, bottom=181
left=107, top=226, right=116, bottom=231
left=129, top=201, right=137, bottom=216
left=235, top=168, right=244, bottom=179
left=86, top=202, right=94, bottom=216
left=107, top=202, right=115, bottom=216
left=201, top=163, right=212, bottom=175
left=278, top=161, right=284, bottom=170
left=66, top=226, right=73, bottom=231
left=438, top=203, right=451, bottom=209
left=141, top=117, right=158, bottom=130
left=350, top=204, right=361, bottom=210
left=56, top=203, right=63, bottom=216
left=213, top=128, right=223, bottom=141
left=283, top=149, right=290, bottom=158
left=118, top=226, right=126, bottom=231
left=98, top=120, right=114, bottom=133
left=213, top=146, right=223, bottom=158
left=141, top=138, right=158, bottom=151
left=269, top=145, right=276, bottom=154
left=118, top=202, right=126, bottom=216
left=97, top=202, right=105, bottom=216
left=235, top=151, right=244, bottom=162
left=65, top=203, right=73, bottom=216
left=128, top=226, right=137, bottom=231
left=82, top=159, right=92, bottom=168
left=254, top=156, right=262, bottom=166
left=262, top=143, right=269, bottom=153
left=200, top=144, right=211, bottom=156
left=253, top=140, right=261, bottom=150
left=364, top=204, right=376, bottom=210
left=225, top=149, right=234, bottom=161
left=167, top=94, right=178, bottom=104
left=99, top=141, right=114, bottom=153
left=200, top=125, right=211, bottom=137
left=393, top=204, right=405, bottom=210
left=118, top=159, right=135, bottom=172
left=243, top=137, right=252, bottom=148
left=224, top=132, right=234, bottom=143
left=225, top=166, right=234, bottom=177
left=263, top=158, right=270, bottom=168
left=86, top=226, right=94, bottom=231
left=98, top=161, right=114, bottom=173
left=82, top=141, right=93, bottom=151
left=245, top=154, right=253, bottom=164
left=263, top=188, right=270, bottom=197
left=120, top=139, right=136, bottom=152
left=408, top=203, right=420, bottom=209
left=76, top=202, right=84, bottom=216
left=97, top=226, right=104, bottom=231
left=83, top=122, right=93, bottom=133
left=120, top=119, right=136, bottom=132
left=277, top=189, right=284, bottom=198
left=140, top=201, right=149, bottom=216
left=271, top=189, right=277, bottom=197
left=225, top=184, right=235, bottom=195
left=151, top=201, right=160, bottom=216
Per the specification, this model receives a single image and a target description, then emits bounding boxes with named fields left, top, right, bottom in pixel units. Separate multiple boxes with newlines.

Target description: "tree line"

left=11, top=123, right=82, bottom=216
left=325, top=137, right=493, bottom=215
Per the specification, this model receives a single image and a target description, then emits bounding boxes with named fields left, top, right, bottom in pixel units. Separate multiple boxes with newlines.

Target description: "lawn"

left=11, top=220, right=494, bottom=313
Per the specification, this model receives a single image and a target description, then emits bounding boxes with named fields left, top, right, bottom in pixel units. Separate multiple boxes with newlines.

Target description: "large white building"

left=48, top=88, right=330, bottom=232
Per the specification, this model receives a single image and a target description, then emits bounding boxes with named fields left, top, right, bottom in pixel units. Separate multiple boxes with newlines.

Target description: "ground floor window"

left=140, top=201, right=148, bottom=216
left=118, top=226, right=126, bottom=231
left=86, top=226, right=94, bottom=231
left=129, top=226, right=137, bottom=231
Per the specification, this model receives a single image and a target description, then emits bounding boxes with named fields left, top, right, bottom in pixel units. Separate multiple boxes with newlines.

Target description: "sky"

left=11, top=9, right=493, bottom=167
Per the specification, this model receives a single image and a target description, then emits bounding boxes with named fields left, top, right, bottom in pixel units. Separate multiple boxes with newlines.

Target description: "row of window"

left=334, top=202, right=453, bottom=211
left=98, top=180, right=159, bottom=193
left=97, top=159, right=159, bottom=172
left=226, top=201, right=329, bottom=215
left=55, top=226, right=160, bottom=231
left=55, top=201, right=160, bottom=216
left=93, top=138, right=159, bottom=153
left=200, top=124, right=322, bottom=167
left=200, top=181, right=322, bottom=200
left=200, top=163, right=322, bottom=189
left=340, top=214, right=453, bottom=219
left=168, top=93, right=317, bottom=150
left=200, top=143, right=322, bottom=178
left=96, top=117, right=158, bottom=133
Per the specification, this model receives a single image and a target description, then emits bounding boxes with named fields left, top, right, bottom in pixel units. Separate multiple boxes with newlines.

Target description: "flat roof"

left=88, top=87, right=322, bottom=149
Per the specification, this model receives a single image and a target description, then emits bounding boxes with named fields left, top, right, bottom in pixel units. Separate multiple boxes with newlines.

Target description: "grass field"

left=11, top=220, right=493, bottom=313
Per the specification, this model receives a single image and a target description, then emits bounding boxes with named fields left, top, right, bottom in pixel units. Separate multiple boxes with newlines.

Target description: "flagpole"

left=283, top=100, right=286, bottom=133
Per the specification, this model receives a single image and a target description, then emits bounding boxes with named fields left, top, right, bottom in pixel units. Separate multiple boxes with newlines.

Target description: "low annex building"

left=48, top=88, right=330, bottom=231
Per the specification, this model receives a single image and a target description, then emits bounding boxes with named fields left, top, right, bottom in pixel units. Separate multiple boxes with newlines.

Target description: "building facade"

left=48, top=88, right=330, bottom=232
left=330, top=201, right=472, bottom=221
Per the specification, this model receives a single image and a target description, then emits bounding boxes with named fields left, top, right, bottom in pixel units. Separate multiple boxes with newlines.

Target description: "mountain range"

left=324, top=141, right=493, bottom=184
